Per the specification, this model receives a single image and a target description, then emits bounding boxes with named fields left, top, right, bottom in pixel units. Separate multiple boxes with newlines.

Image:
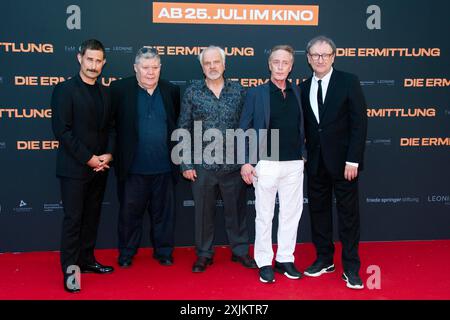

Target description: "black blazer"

left=299, top=69, right=368, bottom=178
left=239, top=81, right=307, bottom=163
left=110, top=76, right=180, bottom=181
left=51, top=74, right=115, bottom=179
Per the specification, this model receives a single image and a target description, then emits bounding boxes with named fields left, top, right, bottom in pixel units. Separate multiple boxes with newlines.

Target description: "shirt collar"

left=269, top=79, right=292, bottom=93
left=313, top=67, right=333, bottom=83
left=202, top=78, right=229, bottom=87
left=138, top=84, right=159, bottom=96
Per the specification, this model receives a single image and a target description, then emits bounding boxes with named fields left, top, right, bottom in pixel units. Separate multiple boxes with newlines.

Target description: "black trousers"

left=117, top=172, right=175, bottom=259
left=306, top=155, right=361, bottom=273
left=191, top=167, right=249, bottom=258
left=59, top=172, right=108, bottom=274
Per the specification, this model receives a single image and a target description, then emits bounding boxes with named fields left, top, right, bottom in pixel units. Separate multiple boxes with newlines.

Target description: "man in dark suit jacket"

left=51, top=39, right=115, bottom=293
left=299, top=36, right=368, bottom=289
left=240, top=45, right=307, bottom=283
left=110, top=47, right=180, bottom=268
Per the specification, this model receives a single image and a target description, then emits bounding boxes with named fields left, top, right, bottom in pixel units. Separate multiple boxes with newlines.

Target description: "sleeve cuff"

left=346, top=161, right=359, bottom=168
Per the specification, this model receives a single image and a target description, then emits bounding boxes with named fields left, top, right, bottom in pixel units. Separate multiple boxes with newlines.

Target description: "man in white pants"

left=239, top=45, right=307, bottom=283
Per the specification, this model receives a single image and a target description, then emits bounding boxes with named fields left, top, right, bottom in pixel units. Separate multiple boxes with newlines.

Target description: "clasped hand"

left=87, top=154, right=113, bottom=172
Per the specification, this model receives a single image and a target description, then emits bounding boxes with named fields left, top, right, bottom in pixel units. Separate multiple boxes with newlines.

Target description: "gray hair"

left=134, top=46, right=161, bottom=65
left=268, top=45, right=295, bottom=63
left=198, top=46, right=226, bottom=66
left=306, top=35, right=337, bottom=55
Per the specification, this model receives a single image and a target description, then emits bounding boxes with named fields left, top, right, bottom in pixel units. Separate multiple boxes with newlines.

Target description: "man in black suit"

left=51, top=39, right=115, bottom=293
left=299, top=36, right=368, bottom=289
left=110, top=47, right=180, bottom=268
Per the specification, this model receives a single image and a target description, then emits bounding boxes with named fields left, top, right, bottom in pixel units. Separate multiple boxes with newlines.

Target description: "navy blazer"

left=299, top=69, right=367, bottom=177
left=239, top=81, right=307, bottom=164
left=51, top=74, right=115, bottom=179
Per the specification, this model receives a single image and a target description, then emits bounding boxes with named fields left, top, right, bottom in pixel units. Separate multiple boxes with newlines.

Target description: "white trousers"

left=253, top=160, right=304, bottom=267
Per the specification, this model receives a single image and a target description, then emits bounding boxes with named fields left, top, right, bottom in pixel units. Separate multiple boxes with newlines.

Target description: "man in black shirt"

left=51, top=39, right=115, bottom=293
left=240, top=45, right=307, bottom=283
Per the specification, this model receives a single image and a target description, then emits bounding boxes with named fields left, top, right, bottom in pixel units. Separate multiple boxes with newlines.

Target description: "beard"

left=206, top=71, right=222, bottom=80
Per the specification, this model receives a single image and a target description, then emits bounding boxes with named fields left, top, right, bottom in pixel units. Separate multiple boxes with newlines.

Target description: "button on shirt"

left=129, top=86, right=171, bottom=174
left=178, top=79, right=246, bottom=172
left=267, top=80, right=302, bottom=161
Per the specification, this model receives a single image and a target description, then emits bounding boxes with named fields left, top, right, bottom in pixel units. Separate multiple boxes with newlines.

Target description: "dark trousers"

left=117, top=172, right=175, bottom=259
left=307, top=155, right=361, bottom=273
left=191, top=167, right=249, bottom=258
left=59, top=172, right=108, bottom=274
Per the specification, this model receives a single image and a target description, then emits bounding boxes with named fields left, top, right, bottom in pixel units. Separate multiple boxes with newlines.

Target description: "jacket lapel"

left=99, top=84, right=109, bottom=129
left=262, top=83, right=270, bottom=127
left=130, top=79, right=139, bottom=128
left=303, top=77, right=319, bottom=125
left=159, top=80, right=175, bottom=128
left=292, top=83, right=301, bottom=110
left=319, top=70, right=338, bottom=124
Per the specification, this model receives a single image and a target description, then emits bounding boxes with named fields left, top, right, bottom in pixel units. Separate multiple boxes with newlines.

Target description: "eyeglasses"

left=308, top=53, right=334, bottom=61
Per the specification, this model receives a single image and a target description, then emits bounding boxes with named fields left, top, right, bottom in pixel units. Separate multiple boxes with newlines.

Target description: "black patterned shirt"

left=178, top=79, right=246, bottom=172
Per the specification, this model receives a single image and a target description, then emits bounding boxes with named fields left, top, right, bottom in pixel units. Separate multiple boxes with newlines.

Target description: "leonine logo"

left=427, top=195, right=450, bottom=204
left=153, top=2, right=319, bottom=26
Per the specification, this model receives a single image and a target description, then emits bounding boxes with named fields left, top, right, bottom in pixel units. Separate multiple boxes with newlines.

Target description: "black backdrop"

left=0, top=0, right=449, bottom=253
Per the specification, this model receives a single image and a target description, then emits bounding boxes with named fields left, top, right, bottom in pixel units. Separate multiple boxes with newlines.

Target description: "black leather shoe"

left=153, top=254, right=173, bottom=266
left=192, top=257, right=213, bottom=273
left=118, top=257, right=132, bottom=268
left=63, top=273, right=81, bottom=293
left=231, top=254, right=257, bottom=269
left=80, top=261, right=114, bottom=274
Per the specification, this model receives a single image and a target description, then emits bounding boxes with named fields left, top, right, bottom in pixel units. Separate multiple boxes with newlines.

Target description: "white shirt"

left=309, top=67, right=333, bottom=124
left=309, top=67, right=358, bottom=168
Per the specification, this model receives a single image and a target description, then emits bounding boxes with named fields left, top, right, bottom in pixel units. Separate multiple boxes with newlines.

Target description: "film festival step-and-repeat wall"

left=0, top=0, right=449, bottom=252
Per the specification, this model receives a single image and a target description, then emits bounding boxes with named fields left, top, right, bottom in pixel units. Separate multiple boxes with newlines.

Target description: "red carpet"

left=0, top=240, right=449, bottom=300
